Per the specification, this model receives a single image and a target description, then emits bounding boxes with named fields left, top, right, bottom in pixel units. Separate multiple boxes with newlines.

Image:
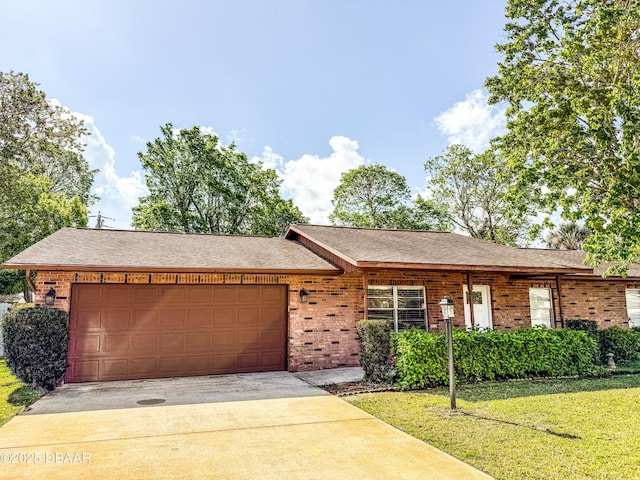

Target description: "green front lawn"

left=347, top=375, right=640, bottom=480
left=0, top=360, right=44, bottom=426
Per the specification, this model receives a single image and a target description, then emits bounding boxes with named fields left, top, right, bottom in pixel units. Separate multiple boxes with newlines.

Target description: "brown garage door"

left=67, top=284, right=287, bottom=382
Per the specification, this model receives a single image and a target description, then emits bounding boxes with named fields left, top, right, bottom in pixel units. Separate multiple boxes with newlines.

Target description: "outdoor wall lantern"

left=299, top=288, right=309, bottom=303
left=439, top=295, right=457, bottom=409
left=45, top=288, right=56, bottom=306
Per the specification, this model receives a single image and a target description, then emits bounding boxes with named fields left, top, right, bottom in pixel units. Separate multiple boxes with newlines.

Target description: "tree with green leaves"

left=132, top=124, right=307, bottom=236
left=0, top=71, right=93, bottom=295
left=545, top=222, right=591, bottom=250
left=425, top=144, right=534, bottom=246
left=329, top=164, right=450, bottom=230
left=485, top=1, right=640, bottom=271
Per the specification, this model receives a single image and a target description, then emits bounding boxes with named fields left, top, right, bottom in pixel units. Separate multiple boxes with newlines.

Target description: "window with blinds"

left=368, top=286, right=426, bottom=332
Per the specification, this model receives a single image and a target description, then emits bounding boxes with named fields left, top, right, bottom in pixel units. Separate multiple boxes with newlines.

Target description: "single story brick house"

left=4, top=224, right=640, bottom=383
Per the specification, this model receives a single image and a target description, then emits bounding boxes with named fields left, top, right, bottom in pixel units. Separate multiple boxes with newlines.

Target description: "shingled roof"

left=526, top=248, right=640, bottom=278
left=3, top=228, right=341, bottom=274
left=286, top=224, right=592, bottom=274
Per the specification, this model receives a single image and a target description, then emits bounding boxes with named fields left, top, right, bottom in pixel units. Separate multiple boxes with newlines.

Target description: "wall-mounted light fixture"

left=45, top=288, right=56, bottom=306
left=299, top=288, right=309, bottom=303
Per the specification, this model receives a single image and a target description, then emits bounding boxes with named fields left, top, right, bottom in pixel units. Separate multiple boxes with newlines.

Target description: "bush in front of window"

left=3, top=307, right=69, bottom=390
left=356, top=319, right=396, bottom=384
left=393, top=327, right=599, bottom=390
left=565, top=319, right=599, bottom=338
left=566, top=321, right=640, bottom=365
left=595, top=326, right=640, bottom=365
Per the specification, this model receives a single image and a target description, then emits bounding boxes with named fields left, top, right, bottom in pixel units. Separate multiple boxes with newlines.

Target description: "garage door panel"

left=132, top=311, right=158, bottom=329
left=262, top=352, right=286, bottom=370
left=103, top=310, right=131, bottom=330
left=213, top=308, right=237, bottom=327
left=102, top=359, right=128, bottom=378
left=210, top=354, right=237, bottom=373
left=133, top=287, right=160, bottom=303
left=104, top=285, right=131, bottom=304
left=186, top=355, right=211, bottom=371
left=103, top=335, right=129, bottom=353
left=262, top=329, right=285, bottom=348
left=187, top=309, right=211, bottom=327
left=68, top=284, right=287, bottom=382
left=158, top=310, right=186, bottom=328
left=262, top=286, right=286, bottom=302
left=238, top=288, right=260, bottom=303
left=186, top=332, right=211, bottom=350
left=238, top=330, right=260, bottom=349
left=130, top=358, right=157, bottom=376
left=213, top=286, right=238, bottom=302
left=212, top=331, right=237, bottom=351
left=188, top=286, right=213, bottom=302
left=72, top=360, right=99, bottom=380
left=238, top=308, right=260, bottom=326
left=158, top=356, right=185, bottom=374
left=71, top=310, right=102, bottom=330
left=131, top=334, right=158, bottom=351
left=159, top=333, right=185, bottom=350
left=161, top=286, right=187, bottom=303
left=70, top=335, right=100, bottom=354
left=262, top=307, right=285, bottom=326
left=237, top=353, right=260, bottom=369
left=74, top=287, right=103, bottom=304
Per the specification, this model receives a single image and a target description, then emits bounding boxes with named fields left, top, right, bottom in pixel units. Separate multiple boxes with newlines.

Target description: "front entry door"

left=463, top=285, right=493, bottom=330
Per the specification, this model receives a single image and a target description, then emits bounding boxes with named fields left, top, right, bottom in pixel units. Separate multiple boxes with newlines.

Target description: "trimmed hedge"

left=566, top=321, right=640, bottom=365
left=393, top=327, right=599, bottom=390
left=356, top=319, right=395, bottom=383
left=3, top=307, right=69, bottom=390
left=596, top=327, right=640, bottom=365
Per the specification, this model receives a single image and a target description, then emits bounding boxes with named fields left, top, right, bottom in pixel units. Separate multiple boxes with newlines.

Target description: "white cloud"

left=434, top=89, right=506, bottom=152
left=72, top=111, right=148, bottom=230
left=252, top=136, right=365, bottom=224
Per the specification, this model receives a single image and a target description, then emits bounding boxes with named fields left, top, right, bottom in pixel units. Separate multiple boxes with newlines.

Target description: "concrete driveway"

left=0, top=371, right=492, bottom=479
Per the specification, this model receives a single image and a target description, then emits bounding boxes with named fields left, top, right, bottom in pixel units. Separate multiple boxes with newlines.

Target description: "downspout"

left=555, top=274, right=565, bottom=328
left=467, top=272, right=475, bottom=328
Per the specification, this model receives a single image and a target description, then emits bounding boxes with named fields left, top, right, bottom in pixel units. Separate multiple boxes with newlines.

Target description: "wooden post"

left=555, top=274, right=565, bottom=328
left=467, top=272, right=475, bottom=329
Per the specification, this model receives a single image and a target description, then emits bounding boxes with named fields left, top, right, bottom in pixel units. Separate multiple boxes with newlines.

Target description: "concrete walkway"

left=0, top=371, right=492, bottom=479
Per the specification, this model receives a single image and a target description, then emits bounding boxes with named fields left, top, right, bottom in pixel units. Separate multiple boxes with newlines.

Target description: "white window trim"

left=367, top=286, right=427, bottom=332
left=529, top=287, right=554, bottom=329
left=625, top=289, right=640, bottom=328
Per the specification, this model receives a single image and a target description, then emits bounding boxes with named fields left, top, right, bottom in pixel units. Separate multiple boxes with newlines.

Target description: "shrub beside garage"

left=3, top=307, right=69, bottom=390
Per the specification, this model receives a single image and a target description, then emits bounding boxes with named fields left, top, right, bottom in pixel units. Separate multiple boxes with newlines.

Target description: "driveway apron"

left=0, top=371, right=492, bottom=479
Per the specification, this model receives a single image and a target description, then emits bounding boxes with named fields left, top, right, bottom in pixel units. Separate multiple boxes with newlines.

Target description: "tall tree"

left=485, top=1, right=640, bottom=272
left=0, top=71, right=94, bottom=295
left=425, top=144, right=534, bottom=246
left=329, top=164, right=450, bottom=230
left=545, top=222, right=591, bottom=250
left=132, top=124, right=307, bottom=236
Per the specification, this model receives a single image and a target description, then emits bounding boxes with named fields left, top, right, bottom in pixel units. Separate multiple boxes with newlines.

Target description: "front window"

left=625, top=289, right=640, bottom=328
left=368, top=286, right=426, bottom=332
left=529, top=288, right=553, bottom=328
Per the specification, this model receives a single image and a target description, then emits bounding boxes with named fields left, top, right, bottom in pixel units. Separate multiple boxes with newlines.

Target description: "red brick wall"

left=33, top=269, right=639, bottom=374
left=560, top=278, right=640, bottom=328
left=34, top=270, right=364, bottom=372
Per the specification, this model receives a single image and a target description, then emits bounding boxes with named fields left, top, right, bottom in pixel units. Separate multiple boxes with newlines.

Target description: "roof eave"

left=356, top=261, right=591, bottom=274
left=2, top=263, right=342, bottom=276
left=286, top=225, right=359, bottom=267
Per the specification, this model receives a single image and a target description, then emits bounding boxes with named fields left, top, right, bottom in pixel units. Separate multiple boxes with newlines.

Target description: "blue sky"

left=2, top=1, right=509, bottom=229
